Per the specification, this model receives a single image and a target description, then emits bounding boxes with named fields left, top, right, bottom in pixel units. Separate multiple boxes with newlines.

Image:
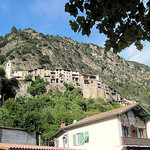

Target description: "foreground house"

left=54, top=103, right=150, bottom=150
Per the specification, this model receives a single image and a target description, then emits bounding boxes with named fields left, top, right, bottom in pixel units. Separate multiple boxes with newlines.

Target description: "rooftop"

left=0, top=143, right=80, bottom=150
left=64, top=102, right=139, bottom=129
left=54, top=102, right=150, bottom=136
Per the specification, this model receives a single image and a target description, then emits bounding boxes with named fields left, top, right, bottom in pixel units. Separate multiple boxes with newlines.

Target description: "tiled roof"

left=63, top=102, right=139, bottom=130
left=0, top=143, right=80, bottom=150
left=0, top=126, right=24, bottom=131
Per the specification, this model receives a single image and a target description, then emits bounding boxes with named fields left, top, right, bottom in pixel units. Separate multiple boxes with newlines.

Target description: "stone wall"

left=0, top=128, right=36, bottom=145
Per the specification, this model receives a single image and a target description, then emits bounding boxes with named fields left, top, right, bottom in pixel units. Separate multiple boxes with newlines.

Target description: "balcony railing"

left=122, top=137, right=150, bottom=146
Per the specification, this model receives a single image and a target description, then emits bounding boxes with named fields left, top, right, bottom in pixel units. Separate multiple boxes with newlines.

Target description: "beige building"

left=5, top=61, right=121, bottom=101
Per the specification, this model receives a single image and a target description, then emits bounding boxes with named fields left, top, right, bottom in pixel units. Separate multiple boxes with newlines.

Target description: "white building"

left=6, top=60, right=12, bottom=79
left=54, top=103, right=150, bottom=150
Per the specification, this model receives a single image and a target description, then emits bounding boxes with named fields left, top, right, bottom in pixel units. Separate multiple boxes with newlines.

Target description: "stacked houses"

left=6, top=61, right=130, bottom=105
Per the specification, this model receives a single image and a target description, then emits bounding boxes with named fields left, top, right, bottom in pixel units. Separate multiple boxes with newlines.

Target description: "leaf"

left=77, top=16, right=85, bottom=24
left=135, top=41, right=143, bottom=51
left=65, top=0, right=149, bottom=52
left=69, top=20, right=79, bottom=32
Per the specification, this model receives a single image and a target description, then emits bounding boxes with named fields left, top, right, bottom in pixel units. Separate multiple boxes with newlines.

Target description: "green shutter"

left=122, top=127, right=124, bottom=136
left=137, top=128, right=140, bottom=138
left=128, top=127, right=131, bottom=137
left=85, top=131, right=89, bottom=143
left=143, top=129, right=147, bottom=138
left=81, top=132, right=84, bottom=144
left=63, top=141, right=65, bottom=148
left=73, top=134, right=76, bottom=146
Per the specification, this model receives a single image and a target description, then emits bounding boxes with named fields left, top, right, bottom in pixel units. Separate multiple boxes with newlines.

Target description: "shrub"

left=9, top=55, right=15, bottom=60
left=0, top=55, right=6, bottom=65
left=24, top=74, right=33, bottom=82
left=39, top=55, right=51, bottom=65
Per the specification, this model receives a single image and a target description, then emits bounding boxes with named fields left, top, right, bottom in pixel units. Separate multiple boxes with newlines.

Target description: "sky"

left=0, top=0, right=150, bottom=67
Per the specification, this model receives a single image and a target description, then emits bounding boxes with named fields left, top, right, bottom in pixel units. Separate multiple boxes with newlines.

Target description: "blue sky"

left=1, top=0, right=150, bottom=67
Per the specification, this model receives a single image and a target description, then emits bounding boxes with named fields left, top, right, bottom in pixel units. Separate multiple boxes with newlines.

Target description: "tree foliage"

left=11, top=26, right=17, bottom=34
left=0, top=68, right=18, bottom=104
left=65, top=0, right=150, bottom=53
left=0, top=55, right=6, bottom=65
left=0, top=68, right=5, bottom=77
left=27, top=76, right=48, bottom=96
left=0, top=82, right=121, bottom=145
left=24, top=74, right=33, bottom=82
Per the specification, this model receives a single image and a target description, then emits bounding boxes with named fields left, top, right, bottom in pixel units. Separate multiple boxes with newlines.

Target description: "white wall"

left=146, top=120, right=150, bottom=138
left=56, top=117, right=122, bottom=150
left=6, top=61, right=11, bottom=79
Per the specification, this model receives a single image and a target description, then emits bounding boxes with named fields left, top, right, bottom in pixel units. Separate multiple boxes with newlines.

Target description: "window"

left=56, top=139, right=59, bottom=147
left=123, top=127, right=128, bottom=137
left=62, top=135, right=67, bottom=148
left=73, top=131, right=89, bottom=146
left=139, top=129, right=143, bottom=138
left=76, top=133, right=81, bottom=145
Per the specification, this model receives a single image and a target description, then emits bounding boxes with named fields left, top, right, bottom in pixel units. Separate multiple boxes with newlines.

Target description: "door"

left=130, top=125, right=137, bottom=138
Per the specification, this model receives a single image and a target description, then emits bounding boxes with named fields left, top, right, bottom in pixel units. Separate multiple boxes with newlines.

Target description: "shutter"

left=122, top=127, right=124, bottom=136
left=137, top=128, right=140, bottom=138
left=63, top=141, right=65, bottom=148
left=143, top=129, right=147, bottom=138
left=85, top=131, right=89, bottom=142
left=128, top=127, right=131, bottom=137
left=81, top=132, right=84, bottom=144
left=73, top=134, right=76, bottom=146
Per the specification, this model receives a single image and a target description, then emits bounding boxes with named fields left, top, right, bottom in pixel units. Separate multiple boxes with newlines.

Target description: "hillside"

left=0, top=28, right=150, bottom=103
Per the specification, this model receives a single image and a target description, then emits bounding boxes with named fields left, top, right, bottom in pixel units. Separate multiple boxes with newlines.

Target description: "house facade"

left=53, top=103, right=150, bottom=150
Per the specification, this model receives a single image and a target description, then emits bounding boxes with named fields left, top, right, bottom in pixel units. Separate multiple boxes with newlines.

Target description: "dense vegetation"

left=0, top=75, right=120, bottom=145
left=0, top=68, right=19, bottom=104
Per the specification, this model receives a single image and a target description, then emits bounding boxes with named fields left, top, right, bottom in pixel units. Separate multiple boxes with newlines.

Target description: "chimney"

left=61, top=122, right=65, bottom=128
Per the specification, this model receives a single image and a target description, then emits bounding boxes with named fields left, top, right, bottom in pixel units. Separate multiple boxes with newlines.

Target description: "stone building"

left=5, top=61, right=122, bottom=102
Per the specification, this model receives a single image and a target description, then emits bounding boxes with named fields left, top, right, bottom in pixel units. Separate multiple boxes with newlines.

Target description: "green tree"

left=0, top=55, right=6, bottom=65
left=0, top=36, right=3, bottom=41
left=11, top=26, right=17, bottom=33
left=65, top=0, right=150, bottom=53
left=0, top=84, right=121, bottom=145
left=24, top=74, right=33, bottom=82
left=27, top=76, right=48, bottom=96
left=1, top=77, right=18, bottom=102
left=18, top=28, right=22, bottom=32
left=0, top=67, right=5, bottom=77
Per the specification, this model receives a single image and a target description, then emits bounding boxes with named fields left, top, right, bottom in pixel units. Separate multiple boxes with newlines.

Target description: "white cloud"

left=119, top=42, right=150, bottom=67
left=30, top=0, right=68, bottom=19
left=129, top=49, right=150, bottom=67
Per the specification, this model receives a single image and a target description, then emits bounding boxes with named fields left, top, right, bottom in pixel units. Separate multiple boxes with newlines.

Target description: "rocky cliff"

left=0, top=28, right=150, bottom=103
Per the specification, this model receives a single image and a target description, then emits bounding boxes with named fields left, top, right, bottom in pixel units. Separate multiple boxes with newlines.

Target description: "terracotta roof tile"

left=64, top=102, right=139, bottom=129
left=0, top=143, right=80, bottom=150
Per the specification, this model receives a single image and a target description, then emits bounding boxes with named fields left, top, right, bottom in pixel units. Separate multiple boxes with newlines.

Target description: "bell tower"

left=6, top=60, right=12, bottom=79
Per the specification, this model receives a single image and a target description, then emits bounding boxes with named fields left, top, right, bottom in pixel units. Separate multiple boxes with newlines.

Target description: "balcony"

left=122, top=137, right=150, bottom=146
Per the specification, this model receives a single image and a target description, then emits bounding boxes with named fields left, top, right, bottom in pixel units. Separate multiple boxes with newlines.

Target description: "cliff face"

left=0, top=28, right=150, bottom=103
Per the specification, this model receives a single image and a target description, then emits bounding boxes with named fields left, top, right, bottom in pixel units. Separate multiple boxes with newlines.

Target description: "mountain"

left=0, top=28, right=150, bottom=104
